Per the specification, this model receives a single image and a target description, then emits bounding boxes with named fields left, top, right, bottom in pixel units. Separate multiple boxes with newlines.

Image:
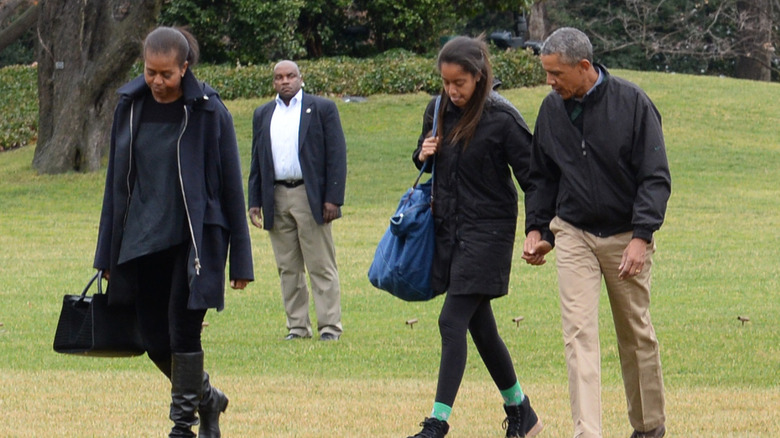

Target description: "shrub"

left=0, top=65, right=38, bottom=152
left=0, top=49, right=543, bottom=150
left=195, top=48, right=544, bottom=98
left=491, top=47, right=547, bottom=89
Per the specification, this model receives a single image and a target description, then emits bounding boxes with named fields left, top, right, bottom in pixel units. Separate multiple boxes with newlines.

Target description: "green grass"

left=1, top=70, right=778, bottom=437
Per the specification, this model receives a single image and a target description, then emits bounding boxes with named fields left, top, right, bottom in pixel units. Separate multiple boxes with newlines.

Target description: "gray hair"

left=541, top=27, right=593, bottom=66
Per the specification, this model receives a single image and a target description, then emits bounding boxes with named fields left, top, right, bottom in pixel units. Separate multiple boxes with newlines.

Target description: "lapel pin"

left=306, top=108, right=311, bottom=114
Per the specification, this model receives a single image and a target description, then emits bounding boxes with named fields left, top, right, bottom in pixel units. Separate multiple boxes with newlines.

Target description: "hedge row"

left=196, top=48, right=545, bottom=100
left=1, top=48, right=543, bottom=150
left=0, top=65, right=38, bottom=152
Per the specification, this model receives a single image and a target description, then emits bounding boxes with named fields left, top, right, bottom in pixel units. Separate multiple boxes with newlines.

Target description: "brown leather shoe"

left=630, top=424, right=666, bottom=438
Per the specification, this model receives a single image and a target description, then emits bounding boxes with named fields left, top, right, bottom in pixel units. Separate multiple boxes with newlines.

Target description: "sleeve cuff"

left=632, top=227, right=653, bottom=243
left=541, top=228, right=555, bottom=248
left=527, top=226, right=555, bottom=248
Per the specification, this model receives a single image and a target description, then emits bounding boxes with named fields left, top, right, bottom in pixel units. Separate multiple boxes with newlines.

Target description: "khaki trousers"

left=550, top=217, right=665, bottom=438
left=268, top=184, right=342, bottom=337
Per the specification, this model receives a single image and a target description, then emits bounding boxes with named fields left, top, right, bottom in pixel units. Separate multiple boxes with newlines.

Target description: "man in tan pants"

left=523, top=28, right=671, bottom=438
left=248, top=61, right=346, bottom=341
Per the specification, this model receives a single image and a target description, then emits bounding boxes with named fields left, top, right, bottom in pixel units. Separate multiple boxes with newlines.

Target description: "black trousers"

left=435, top=294, right=518, bottom=407
left=133, top=243, right=207, bottom=365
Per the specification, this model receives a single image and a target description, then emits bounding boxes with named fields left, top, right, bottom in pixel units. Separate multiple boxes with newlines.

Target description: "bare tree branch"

left=0, top=1, right=37, bottom=53
left=0, top=0, right=33, bottom=24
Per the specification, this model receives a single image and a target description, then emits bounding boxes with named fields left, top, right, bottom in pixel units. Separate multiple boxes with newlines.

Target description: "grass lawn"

left=0, top=70, right=778, bottom=437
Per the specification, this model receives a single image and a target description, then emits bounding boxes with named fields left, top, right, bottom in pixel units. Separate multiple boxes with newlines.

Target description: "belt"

left=274, top=179, right=304, bottom=188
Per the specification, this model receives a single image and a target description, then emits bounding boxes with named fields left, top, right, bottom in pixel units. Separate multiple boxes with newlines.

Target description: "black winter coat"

left=94, top=70, right=254, bottom=310
left=413, top=93, right=533, bottom=296
left=525, top=65, right=671, bottom=245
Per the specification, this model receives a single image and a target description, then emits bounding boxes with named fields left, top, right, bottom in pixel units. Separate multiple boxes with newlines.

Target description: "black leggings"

left=134, top=243, right=207, bottom=365
left=435, top=293, right=518, bottom=407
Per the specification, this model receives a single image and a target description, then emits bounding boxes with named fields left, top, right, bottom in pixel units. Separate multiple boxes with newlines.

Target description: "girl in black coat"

left=407, top=36, right=543, bottom=438
left=94, top=27, right=253, bottom=438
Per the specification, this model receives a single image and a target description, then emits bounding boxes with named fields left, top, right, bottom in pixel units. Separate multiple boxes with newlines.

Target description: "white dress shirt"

left=270, top=89, right=303, bottom=181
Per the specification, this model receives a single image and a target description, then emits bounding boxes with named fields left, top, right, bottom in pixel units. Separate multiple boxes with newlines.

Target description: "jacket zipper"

left=122, top=103, right=135, bottom=227
left=177, top=105, right=201, bottom=275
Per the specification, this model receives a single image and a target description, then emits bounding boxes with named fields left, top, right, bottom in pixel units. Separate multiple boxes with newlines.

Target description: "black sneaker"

left=407, top=417, right=449, bottom=438
left=502, top=395, right=543, bottom=437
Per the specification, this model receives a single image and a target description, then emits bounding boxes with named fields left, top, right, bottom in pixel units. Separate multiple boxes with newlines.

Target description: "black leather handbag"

left=53, top=270, right=145, bottom=357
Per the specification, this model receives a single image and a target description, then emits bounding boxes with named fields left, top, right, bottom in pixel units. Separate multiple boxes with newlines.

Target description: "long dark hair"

left=436, top=35, right=493, bottom=148
left=143, top=26, right=200, bottom=67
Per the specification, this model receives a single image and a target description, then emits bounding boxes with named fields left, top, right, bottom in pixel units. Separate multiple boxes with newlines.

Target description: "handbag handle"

left=413, top=95, right=441, bottom=188
left=79, top=270, right=105, bottom=301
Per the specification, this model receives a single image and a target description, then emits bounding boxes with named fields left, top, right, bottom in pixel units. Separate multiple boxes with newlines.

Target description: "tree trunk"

left=735, top=0, right=772, bottom=81
left=527, top=0, right=550, bottom=42
left=299, top=12, right=324, bottom=58
left=33, top=0, right=161, bottom=174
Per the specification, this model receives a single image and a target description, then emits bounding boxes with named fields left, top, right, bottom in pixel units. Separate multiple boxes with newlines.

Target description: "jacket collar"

left=582, top=63, right=611, bottom=103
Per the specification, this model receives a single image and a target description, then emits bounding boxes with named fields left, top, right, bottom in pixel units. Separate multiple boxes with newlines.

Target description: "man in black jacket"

left=523, top=28, right=670, bottom=438
left=248, top=60, right=347, bottom=341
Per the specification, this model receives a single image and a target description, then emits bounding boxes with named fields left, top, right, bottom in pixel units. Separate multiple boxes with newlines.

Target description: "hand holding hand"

left=522, top=230, right=553, bottom=266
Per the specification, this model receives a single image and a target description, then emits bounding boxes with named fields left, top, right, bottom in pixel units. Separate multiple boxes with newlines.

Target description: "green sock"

left=431, top=402, right=452, bottom=421
left=500, top=381, right=525, bottom=406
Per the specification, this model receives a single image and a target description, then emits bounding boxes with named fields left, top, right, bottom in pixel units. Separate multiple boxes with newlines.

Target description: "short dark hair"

left=143, top=26, right=200, bottom=67
left=541, top=27, right=593, bottom=66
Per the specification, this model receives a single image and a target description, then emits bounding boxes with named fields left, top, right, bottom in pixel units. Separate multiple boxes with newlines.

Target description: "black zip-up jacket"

left=413, top=93, right=533, bottom=296
left=94, top=70, right=254, bottom=310
left=525, top=65, right=671, bottom=245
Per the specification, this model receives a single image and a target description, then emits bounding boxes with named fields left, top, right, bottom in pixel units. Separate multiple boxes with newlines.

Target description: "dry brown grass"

left=3, top=370, right=778, bottom=437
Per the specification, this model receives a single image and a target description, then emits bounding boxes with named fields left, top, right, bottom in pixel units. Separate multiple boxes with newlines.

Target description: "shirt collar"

left=585, top=65, right=604, bottom=97
left=275, top=89, right=303, bottom=108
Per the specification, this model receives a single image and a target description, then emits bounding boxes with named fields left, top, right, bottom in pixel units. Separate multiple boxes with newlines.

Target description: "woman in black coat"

left=93, top=26, right=253, bottom=438
left=406, top=36, right=543, bottom=438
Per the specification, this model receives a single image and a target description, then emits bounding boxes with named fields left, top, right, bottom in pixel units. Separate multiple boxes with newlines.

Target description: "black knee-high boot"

left=198, top=372, right=229, bottom=438
left=169, top=352, right=204, bottom=438
left=154, top=356, right=227, bottom=438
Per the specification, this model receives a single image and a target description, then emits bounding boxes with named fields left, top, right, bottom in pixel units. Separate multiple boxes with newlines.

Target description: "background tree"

left=0, top=0, right=38, bottom=66
left=350, top=0, right=533, bottom=55
left=735, top=0, right=773, bottom=80
left=159, top=0, right=315, bottom=63
left=159, top=0, right=535, bottom=61
left=527, top=0, right=550, bottom=41
left=0, top=0, right=37, bottom=53
left=298, top=0, right=352, bottom=58
left=33, top=0, right=161, bottom=174
left=541, top=0, right=777, bottom=80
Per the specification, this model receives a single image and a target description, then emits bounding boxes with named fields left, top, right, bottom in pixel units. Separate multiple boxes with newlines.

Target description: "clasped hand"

left=522, top=230, right=552, bottom=266
left=418, top=136, right=440, bottom=162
